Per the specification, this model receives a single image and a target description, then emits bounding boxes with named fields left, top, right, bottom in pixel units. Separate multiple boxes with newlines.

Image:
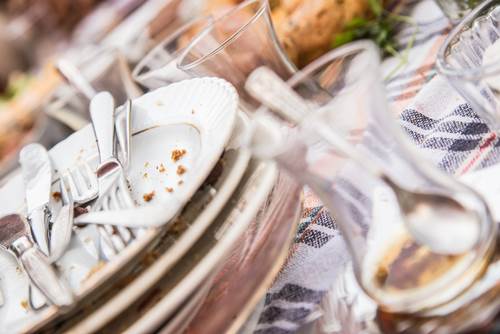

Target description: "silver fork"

left=90, top=92, right=136, bottom=259
left=65, top=162, right=99, bottom=205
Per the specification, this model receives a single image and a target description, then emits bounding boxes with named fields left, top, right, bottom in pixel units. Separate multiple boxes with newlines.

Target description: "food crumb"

left=158, top=164, right=166, bottom=173
left=191, top=109, right=195, bottom=114
left=176, top=165, right=186, bottom=175
left=171, top=149, right=187, bottom=162
left=143, top=172, right=148, bottom=179
left=20, top=300, right=28, bottom=310
left=52, top=191, right=62, bottom=202
left=178, top=180, right=184, bottom=186
left=144, top=162, right=150, bottom=168
left=85, top=261, right=106, bottom=281
left=156, top=100, right=163, bottom=106
left=143, top=191, right=155, bottom=202
left=165, top=187, right=174, bottom=193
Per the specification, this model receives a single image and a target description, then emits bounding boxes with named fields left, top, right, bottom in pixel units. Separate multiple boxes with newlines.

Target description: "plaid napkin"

left=254, top=1, right=500, bottom=333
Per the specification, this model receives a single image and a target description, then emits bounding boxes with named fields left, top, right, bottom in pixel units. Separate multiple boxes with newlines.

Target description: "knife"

left=19, top=144, right=52, bottom=256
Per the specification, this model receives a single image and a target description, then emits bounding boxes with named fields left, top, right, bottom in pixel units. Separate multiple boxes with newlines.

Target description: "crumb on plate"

left=171, top=148, right=187, bottom=162
left=143, top=172, right=148, bottom=179
left=178, top=180, right=184, bottom=186
left=20, top=299, right=28, bottom=310
left=143, top=191, right=155, bottom=202
left=176, top=165, right=186, bottom=175
left=85, top=261, right=106, bottom=281
left=52, top=191, right=62, bottom=202
left=158, top=164, right=166, bottom=173
left=165, top=187, right=174, bottom=193
left=144, top=162, right=150, bottom=168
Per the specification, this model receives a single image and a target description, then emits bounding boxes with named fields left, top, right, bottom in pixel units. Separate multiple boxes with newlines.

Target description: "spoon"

left=245, top=66, right=480, bottom=255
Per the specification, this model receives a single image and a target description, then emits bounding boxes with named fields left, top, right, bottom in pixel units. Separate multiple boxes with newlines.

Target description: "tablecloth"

left=254, top=0, right=500, bottom=333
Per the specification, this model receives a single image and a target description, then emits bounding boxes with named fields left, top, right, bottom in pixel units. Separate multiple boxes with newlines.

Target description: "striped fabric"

left=254, top=1, right=499, bottom=333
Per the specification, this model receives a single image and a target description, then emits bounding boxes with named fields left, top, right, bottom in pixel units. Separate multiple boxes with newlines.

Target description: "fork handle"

left=11, top=236, right=74, bottom=307
left=90, top=92, right=116, bottom=163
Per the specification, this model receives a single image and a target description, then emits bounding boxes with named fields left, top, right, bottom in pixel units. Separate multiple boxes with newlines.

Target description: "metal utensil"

left=65, top=162, right=99, bottom=205
left=0, top=214, right=74, bottom=307
left=19, top=144, right=52, bottom=256
left=55, top=59, right=97, bottom=100
left=115, top=99, right=132, bottom=170
left=90, top=92, right=136, bottom=259
left=48, top=178, right=74, bottom=263
left=245, top=67, right=480, bottom=255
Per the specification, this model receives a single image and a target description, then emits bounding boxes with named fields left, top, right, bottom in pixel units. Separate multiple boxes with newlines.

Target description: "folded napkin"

left=254, top=1, right=500, bottom=333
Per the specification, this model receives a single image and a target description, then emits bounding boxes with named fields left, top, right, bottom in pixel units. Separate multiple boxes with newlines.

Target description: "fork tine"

left=83, top=162, right=99, bottom=191
left=118, top=177, right=135, bottom=208
left=109, top=188, right=134, bottom=244
left=66, top=169, right=82, bottom=201
left=59, top=175, right=71, bottom=205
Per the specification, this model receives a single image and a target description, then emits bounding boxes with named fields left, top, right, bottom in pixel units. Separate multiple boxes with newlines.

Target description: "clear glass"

left=132, top=16, right=213, bottom=90
left=177, top=0, right=296, bottom=106
left=435, top=0, right=486, bottom=23
left=253, top=41, right=497, bottom=313
left=437, top=0, right=500, bottom=130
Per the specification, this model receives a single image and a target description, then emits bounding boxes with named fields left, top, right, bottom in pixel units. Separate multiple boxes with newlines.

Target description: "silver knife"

left=20, top=144, right=52, bottom=256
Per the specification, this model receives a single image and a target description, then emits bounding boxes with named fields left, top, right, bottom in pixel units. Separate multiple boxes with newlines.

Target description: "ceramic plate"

left=0, top=77, right=239, bottom=332
left=32, top=120, right=251, bottom=333
left=68, top=159, right=278, bottom=333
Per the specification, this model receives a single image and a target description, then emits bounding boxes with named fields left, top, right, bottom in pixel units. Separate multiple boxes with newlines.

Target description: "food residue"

left=171, top=149, right=187, bottom=162
left=156, top=100, right=164, bottom=106
left=143, top=191, right=155, bottom=202
left=178, top=180, right=184, bottom=186
left=165, top=187, right=174, bottom=193
left=144, top=162, right=150, bottom=168
left=191, top=109, right=195, bottom=114
left=85, top=261, right=106, bottom=281
left=52, top=191, right=62, bottom=202
left=143, top=172, right=148, bottom=179
left=20, top=299, right=28, bottom=310
left=158, top=164, right=166, bottom=173
left=177, top=165, right=186, bottom=175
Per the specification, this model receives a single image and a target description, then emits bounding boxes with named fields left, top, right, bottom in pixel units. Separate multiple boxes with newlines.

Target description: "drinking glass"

left=132, top=16, right=213, bottom=90
left=177, top=0, right=296, bottom=105
left=250, top=41, right=496, bottom=313
left=434, top=0, right=486, bottom=23
left=437, top=0, right=500, bottom=130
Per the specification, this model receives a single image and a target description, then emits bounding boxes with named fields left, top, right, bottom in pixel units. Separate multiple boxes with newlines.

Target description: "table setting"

left=3, top=0, right=500, bottom=333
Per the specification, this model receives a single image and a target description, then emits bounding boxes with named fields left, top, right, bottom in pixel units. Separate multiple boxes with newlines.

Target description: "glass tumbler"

left=177, top=0, right=296, bottom=106
left=250, top=41, right=497, bottom=313
left=435, top=0, right=486, bottom=23
left=437, top=0, right=500, bottom=130
left=132, top=16, right=213, bottom=91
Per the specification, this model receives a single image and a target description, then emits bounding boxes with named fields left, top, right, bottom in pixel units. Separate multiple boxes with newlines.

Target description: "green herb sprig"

left=332, top=0, right=418, bottom=79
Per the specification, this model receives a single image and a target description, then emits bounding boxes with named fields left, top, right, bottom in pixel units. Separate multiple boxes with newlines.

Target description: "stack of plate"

left=0, top=77, right=301, bottom=333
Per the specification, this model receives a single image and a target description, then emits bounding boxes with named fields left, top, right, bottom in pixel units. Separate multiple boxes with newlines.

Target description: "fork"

left=90, top=92, right=136, bottom=259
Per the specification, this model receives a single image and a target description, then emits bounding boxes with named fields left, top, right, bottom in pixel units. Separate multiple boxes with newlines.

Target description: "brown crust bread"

left=204, top=0, right=373, bottom=68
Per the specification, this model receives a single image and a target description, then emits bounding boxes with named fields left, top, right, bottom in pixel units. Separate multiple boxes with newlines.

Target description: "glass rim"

left=177, top=0, right=268, bottom=71
left=436, top=0, right=500, bottom=80
left=132, top=15, right=214, bottom=80
left=286, top=40, right=381, bottom=88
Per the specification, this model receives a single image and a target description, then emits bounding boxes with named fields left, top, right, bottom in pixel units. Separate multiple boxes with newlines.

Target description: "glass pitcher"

left=248, top=40, right=497, bottom=314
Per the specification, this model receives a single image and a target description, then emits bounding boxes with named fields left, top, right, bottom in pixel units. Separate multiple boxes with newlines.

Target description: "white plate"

left=35, top=129, right=251, bottom=333
left=0, top=77, right=239, bottom=332
left=104, top=160, right=278, bottom=334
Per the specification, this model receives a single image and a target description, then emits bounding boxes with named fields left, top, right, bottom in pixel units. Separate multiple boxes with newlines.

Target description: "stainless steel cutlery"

left=0, top=214, right=74, bottom=307
left=19, top=143, right=53, bottom=256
